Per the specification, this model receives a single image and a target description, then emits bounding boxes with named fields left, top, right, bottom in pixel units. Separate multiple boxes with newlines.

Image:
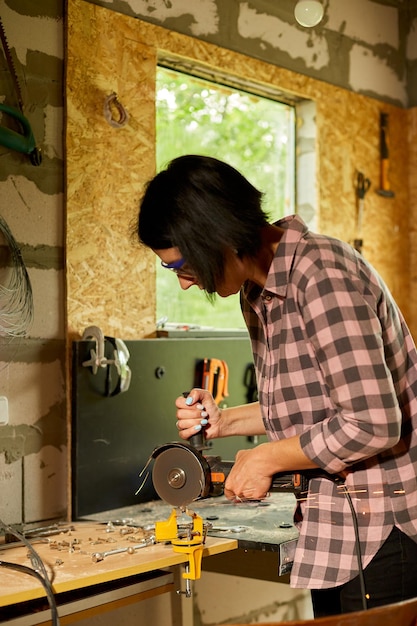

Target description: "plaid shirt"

left=241, top=214, right=417, bottom=589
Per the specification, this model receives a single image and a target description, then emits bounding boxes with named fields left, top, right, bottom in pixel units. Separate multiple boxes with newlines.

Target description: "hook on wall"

left=103, top=92, right=129, bottom=128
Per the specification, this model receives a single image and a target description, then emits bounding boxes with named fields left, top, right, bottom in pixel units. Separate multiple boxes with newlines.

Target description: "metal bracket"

left=81, top=326, right=131, bottom=394
left=278, top=538, right=297, bottom=576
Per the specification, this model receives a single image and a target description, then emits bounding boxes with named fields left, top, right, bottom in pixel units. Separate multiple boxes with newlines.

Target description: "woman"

left=136, top=154, right=417, bottom=616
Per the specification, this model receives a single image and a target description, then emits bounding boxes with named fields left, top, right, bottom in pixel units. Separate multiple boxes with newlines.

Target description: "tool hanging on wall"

left=353, top=171, right=371, bottom=254
left=377, top=112, right=394, bottom=198
left=196, top=358, right=229, bottom=405
left=244, top=362, right=258, bottom=404
left=244, top=362, right=259, bottom=443
left=0, top=17, right=42, bottom=165
left=81, top=325, right=132, bottom=396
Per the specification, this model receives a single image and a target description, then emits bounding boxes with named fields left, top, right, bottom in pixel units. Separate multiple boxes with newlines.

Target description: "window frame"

left=154, top=54, right=318, bottom=329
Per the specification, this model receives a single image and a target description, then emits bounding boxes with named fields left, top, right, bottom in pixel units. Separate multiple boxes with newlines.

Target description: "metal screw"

left=177, top=564, right=192, bottom=598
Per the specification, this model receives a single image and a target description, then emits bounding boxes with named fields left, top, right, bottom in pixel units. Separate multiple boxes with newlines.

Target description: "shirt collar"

left=243, top=214, right=309, bottom=301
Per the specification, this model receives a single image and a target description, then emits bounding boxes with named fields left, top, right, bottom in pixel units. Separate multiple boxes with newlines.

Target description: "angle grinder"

left=151, top=427, right=310, bottom=508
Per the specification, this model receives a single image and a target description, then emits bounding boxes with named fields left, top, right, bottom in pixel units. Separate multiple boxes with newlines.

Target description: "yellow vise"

left=155, top=508, right=205, bottom=585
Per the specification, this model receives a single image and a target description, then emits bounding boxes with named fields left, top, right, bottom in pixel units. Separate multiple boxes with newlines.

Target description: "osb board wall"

left=66, top=0, right=414, bottom=341
left=408, top=107, right=417, bottom=341
left=66, top=0, right=156, bottom=340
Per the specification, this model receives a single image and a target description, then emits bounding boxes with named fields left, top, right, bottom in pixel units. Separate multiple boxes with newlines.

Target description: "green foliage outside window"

left=156, top=67, right=295, bottom=329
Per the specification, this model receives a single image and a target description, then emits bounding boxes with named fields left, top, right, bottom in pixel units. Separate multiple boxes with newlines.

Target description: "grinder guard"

left=151, top=442, right=212, bottom=507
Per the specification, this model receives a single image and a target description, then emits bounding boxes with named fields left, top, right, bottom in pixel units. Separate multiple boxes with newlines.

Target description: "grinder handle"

left=183, top=391, right=206, bottom=450
left=189, top=429, right=205, bottom=450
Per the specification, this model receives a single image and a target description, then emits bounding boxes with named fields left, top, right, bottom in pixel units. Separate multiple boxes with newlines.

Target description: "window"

left=156, top=64, right=296, bottom=329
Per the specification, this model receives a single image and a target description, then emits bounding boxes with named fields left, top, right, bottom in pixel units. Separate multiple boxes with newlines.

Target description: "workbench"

left=0, top=493, right=299, bottom=625
left=85, top=492, right=300, bottom=578
left=0, top=521, right=237, bottom=625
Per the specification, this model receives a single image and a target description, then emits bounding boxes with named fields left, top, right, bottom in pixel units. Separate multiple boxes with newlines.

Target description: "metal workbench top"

left=82, top=492, right=299, bottom=574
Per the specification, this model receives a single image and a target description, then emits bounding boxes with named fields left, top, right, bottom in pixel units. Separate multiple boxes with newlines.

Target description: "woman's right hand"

left=175, top=388, right=223, bottom=441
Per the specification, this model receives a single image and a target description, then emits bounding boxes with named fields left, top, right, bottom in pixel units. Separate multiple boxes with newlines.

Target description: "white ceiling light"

left=294, top=0, right=324, bottom=27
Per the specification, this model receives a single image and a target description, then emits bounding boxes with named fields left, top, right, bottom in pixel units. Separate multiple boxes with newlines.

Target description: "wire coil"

left=0, top=215, right=33, bottom=337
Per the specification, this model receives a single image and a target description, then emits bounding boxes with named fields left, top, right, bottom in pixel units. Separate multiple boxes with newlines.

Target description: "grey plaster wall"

left=87, top=0, right=417, bottom=107
left=0, top=0, right=67, bottom=526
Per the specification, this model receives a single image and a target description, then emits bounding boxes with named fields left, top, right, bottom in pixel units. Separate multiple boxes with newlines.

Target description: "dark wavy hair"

left=136, top=155, right=269, bottom=294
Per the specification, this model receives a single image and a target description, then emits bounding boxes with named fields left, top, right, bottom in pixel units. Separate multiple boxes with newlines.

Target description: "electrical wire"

left=309, top=474, right=368, bottom=610
left=0, top=560, right=60, bottom=624
left=0, top=519, right=60, bottom=625
left=338, top=482, right=368, bottom=611
left=0, top=214, right=34, bottom=338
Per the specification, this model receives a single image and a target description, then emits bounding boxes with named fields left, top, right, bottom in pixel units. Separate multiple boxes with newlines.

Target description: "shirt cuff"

left=299, top=423, right=349, bottom=474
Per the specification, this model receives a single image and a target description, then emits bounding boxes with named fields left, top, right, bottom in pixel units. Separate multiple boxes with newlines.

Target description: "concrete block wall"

left=0, top=0, right=67, bottom=526
left=88, top=0, right=416, bottom=107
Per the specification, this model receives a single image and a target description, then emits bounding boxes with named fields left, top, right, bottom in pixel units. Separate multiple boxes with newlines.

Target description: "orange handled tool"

left=200, top=358, right=229, bottom=404
left=377, top=112, right=394, bottom=198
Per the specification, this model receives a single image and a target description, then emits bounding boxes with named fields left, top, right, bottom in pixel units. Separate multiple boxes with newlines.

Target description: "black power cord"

left=313, top=475, right=368, bottom=611
left=0, top=519, right=60, bottom=625
left=299, top=474, right=368, bottom=611
left=338, top=482, right=368, bottom=611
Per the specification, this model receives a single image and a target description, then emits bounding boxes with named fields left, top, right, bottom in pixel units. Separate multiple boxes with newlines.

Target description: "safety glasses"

left=160, top=258, right=197, bottom=280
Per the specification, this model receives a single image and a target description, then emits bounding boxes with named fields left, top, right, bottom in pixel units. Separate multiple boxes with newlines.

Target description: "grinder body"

left=151, top=441, right=310, bottom=508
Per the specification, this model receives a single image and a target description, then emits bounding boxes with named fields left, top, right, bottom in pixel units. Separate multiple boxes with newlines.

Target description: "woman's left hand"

left=223, top=444, right=274, bottom=501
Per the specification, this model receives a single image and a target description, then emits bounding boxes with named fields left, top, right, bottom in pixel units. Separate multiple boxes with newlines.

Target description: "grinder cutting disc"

left=152, top=445, right=209, bottom=508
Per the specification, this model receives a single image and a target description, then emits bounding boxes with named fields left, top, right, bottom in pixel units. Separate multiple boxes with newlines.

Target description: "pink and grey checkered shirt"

left=241, top=214, right=417, bottom=589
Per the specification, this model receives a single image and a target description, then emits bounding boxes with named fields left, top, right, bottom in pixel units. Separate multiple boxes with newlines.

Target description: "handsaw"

left=0, top=16, right=41, bottom=165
